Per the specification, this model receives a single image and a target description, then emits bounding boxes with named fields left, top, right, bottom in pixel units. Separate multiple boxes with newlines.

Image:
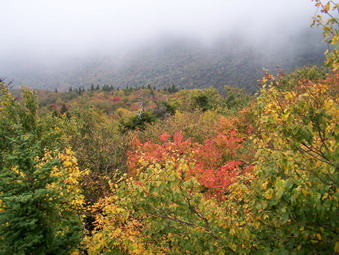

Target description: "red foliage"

left=127, top=116, right=254, bottom=200
left=110, top=96, right=122, bottom=102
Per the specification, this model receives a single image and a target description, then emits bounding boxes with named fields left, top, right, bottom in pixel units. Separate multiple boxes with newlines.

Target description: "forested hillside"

left=3, top=30, right=325, bottom=93
left=0, top=1, right=338, bottom=254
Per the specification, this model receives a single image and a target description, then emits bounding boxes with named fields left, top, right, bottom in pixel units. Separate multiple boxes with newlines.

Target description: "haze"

left=0, top=0, right=324, bottom=89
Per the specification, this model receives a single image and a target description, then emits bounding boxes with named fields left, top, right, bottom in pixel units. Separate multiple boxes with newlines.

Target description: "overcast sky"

left=0, top=0, right=318, bottom=63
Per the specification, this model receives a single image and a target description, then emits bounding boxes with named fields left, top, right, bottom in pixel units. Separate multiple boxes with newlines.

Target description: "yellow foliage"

left=115, top=107, right=133, bottom=118
left=46, top=148, right=87, bottom=212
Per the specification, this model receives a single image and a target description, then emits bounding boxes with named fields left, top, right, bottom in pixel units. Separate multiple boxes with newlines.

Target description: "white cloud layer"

left=0, top=0, right=318, bottom=62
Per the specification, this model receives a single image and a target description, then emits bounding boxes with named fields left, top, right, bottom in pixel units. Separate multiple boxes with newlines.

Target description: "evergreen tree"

left=0, top=82, right=83, bottom=254
left=168, top=84, right=178, bottom=93
left=119, top=111, right=157, bottom=133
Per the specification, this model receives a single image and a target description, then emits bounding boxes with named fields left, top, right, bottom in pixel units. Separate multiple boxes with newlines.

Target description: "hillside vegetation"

left=0, top=1, right=338, bottom=254
left=4, top=30, right=325, bottom=93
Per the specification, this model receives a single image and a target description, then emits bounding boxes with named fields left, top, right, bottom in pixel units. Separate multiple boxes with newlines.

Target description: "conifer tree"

left=0, top=82, right=83, bottom=254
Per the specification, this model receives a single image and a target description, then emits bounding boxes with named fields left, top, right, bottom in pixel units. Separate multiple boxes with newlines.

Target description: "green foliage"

left=62, top=105, right=130, bottom=204
left=163, top=101, right=176, bottom=115
left=0, top=4, right=337, bottom=251
left=84, top=104, right=256, bottom=254
left=119, top=111, right=157, bottom=133
left=245, top=69, right=338, bottom=253
left=311, top=0, right=339, bottom=70
left=85, top=160, right=237, bottom=254
left=84, top=67, right=338, bottom=254
left=0, top=83, right=83, bottom=254
left=133, top=110, right=221, bottom=144
left=2, top=65, right=337, bottom=254
left=165, top=88, right=222, bottom=112
left=223, top=85, right=252, bottom=111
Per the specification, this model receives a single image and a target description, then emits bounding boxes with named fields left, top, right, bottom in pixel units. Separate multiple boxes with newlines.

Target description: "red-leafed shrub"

left=111, top=96, right=122, bottom=102
left=127, top=115, right=254, bottom=199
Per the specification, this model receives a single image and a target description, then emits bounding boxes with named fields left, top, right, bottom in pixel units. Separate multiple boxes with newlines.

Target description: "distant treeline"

left=64, top=83, right=180, bottom=94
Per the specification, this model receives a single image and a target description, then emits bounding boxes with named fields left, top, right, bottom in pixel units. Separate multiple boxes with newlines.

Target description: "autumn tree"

left=219, top=65, right=338, bottom=253
left=60, top=105, right=131, bottom=205
left=312, top=0, right=339, bottom=70
left=84, top=108, right=255, bottom=254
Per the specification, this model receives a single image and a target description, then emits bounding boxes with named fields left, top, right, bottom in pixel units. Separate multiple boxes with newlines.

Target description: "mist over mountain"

left=0, top=0, right=327, bottom=92
left=1, top=31, right=325, bottom=92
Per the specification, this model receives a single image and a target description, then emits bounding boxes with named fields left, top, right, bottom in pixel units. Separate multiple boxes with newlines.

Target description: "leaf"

left=324, top=2, right=330, bottom=12
left=335, top=241, right=339, bottom=253
left=281, top=212, right=289, bottom=223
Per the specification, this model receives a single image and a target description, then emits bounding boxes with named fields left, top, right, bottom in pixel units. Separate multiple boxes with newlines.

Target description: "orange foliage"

left=127, top=115, right=254, bottom=200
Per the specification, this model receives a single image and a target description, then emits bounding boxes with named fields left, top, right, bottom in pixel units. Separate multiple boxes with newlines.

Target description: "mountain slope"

left=2, top=31, right=326, bottom=92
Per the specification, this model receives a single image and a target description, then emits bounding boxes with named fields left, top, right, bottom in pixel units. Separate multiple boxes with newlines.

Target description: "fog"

left=0, top=0, right=324, bottom=89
